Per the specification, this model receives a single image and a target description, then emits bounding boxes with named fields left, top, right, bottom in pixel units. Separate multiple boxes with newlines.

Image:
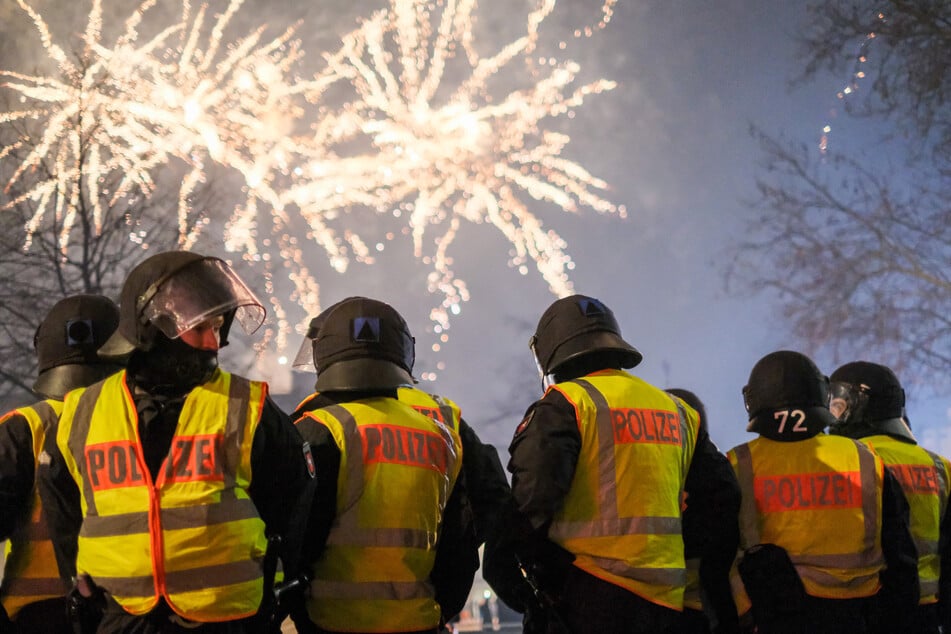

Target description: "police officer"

left=37, top=250, right=315, bottom=633
left=727, top=350, right=919, bottom=634
left=666, top=387, right=740, bottom=634
left=0, top=294, right=121, bottom=633
left=289, top=296, right=470, bottom=634
left=828, top=361, right=950, bottom=633
left=492, top=294, right=740, bottom=634
left=292, top=299, right=512, bottom=617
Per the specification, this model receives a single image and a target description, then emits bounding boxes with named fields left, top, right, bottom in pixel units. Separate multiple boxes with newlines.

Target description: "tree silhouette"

left=731, top=1, right=950, bottom=391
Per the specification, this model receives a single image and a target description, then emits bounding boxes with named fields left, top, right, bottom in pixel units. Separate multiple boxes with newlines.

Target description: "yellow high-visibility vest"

left=57, top=370, right=268, bottom=621
left=397, top=387, right=461, bottom=432
left=862, top=434, right=950, bottom=604
left=0, top=400, right=70, bottom=618
left=728, top=435, right=885, bottom=599
left=546, top=370, right=700, bottom=610
left=299, top=397, right=462, bottom=632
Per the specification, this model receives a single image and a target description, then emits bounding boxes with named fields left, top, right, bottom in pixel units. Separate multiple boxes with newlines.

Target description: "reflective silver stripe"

left=791, top=550, right=884, bottom=569
left=571, top=379, right=619, bottom=522
left=325, top=526, right=438, bottom=549
left=160, top=498, right=260, bottom=531
left=165, top=559, right=262, bottom=593
left=430, top=394, right=458, bottom=432
left=221, top=375, right=251, bottom=501
left=323, top=405, right=365, bottom=523
left=311, top=578, right=432, bottom=601
left=67, top=380, right=107, bottom=518
left=921, top=578, right=940, bottom=599
left=1, top=576, right=69, bottom=596
left=732, top=443, right=761, bottom=547
left=915, top=538, right=940, bottom=557
left=548, top=516, right=681, bottom=539
left=31, top=400, right=57, bottom=433
left=796, top=566, right=879, bottom=589
left=587, top=555, right=686, bottom=587
left=80, top=511, right=149, bottom=537
left=926, top=450, right=950, bottom=519
left=92, top=573, right=156, bottom=598
left=855, top=441, right=879, bottom=554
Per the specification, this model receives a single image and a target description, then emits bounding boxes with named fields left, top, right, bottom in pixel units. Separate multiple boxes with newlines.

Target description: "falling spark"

left=301, top=0, right=625, bottom=338
left=2, top=0, right=626, bottom=371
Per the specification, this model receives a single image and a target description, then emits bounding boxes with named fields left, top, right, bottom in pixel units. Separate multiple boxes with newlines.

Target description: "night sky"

left=1, top=0, right=947, bottom=460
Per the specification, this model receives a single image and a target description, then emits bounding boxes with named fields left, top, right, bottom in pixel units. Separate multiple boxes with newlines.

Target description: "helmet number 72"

left=774, top=409, right=807, bottom=433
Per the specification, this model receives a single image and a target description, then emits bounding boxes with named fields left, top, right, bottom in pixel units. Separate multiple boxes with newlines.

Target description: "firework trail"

left=1, top=0, right=624, bottom=367
left=294, top=0, right=626, bottom=339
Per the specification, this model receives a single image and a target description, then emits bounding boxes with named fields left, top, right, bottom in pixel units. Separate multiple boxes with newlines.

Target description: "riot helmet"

left=742, top=350, right=836, bottom=436
left=312, top=297, right=416, bottom=391
left=667, top=388, right=707, bottom=433
left=530, top=295, right=641, bottom=387
left=98, top=250, right=265, bottom=357
left=828, top=361, right=913, bottom=442
left=33, top=294, right=122, bottom=399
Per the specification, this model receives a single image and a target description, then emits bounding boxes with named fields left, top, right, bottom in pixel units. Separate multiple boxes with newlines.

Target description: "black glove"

left=66, top=575, right=105, bottom=634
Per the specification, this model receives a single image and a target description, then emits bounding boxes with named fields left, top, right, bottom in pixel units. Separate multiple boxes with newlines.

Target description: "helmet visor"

left=828, top=381, right=869, bottom=424
left=292, top=336, right=317, bottom=372
left=140, top=258, right=265, bottom=340
left=529, top=335, right=554, bottom=393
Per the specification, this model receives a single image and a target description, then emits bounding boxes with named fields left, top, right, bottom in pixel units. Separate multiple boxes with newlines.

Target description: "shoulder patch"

left=515, top=411, right=535, bottom=437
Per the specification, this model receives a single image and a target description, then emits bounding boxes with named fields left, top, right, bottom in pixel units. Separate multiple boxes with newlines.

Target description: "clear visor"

left=529, top=336, right=554, bottom=393
left=140, top=258, right=265, bottom=340
left=292, top=335, right=317, bottom=372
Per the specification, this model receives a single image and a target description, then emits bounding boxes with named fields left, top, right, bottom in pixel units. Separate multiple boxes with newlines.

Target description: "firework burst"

left=2, top=0, right=625, bottom=369
left=296, top=0, right=626, bottom=338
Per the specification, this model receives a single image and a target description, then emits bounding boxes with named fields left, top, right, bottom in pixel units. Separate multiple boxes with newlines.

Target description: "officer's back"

left=726, top=350, right=919, bottom=634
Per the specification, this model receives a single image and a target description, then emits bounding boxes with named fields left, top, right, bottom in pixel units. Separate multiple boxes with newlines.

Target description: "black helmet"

left=666, top=388, right=707, bottom=433
left=530, top=295, right=641, bottom=378
left=828, top=361, right=913, bottom=442
left=33, top=294, right=122, bottom=399
left=313, top=297, right=416, bottom=391
left=742, top=350, right=836, bottom=435
left=98, top=250, right=265, bottom=357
